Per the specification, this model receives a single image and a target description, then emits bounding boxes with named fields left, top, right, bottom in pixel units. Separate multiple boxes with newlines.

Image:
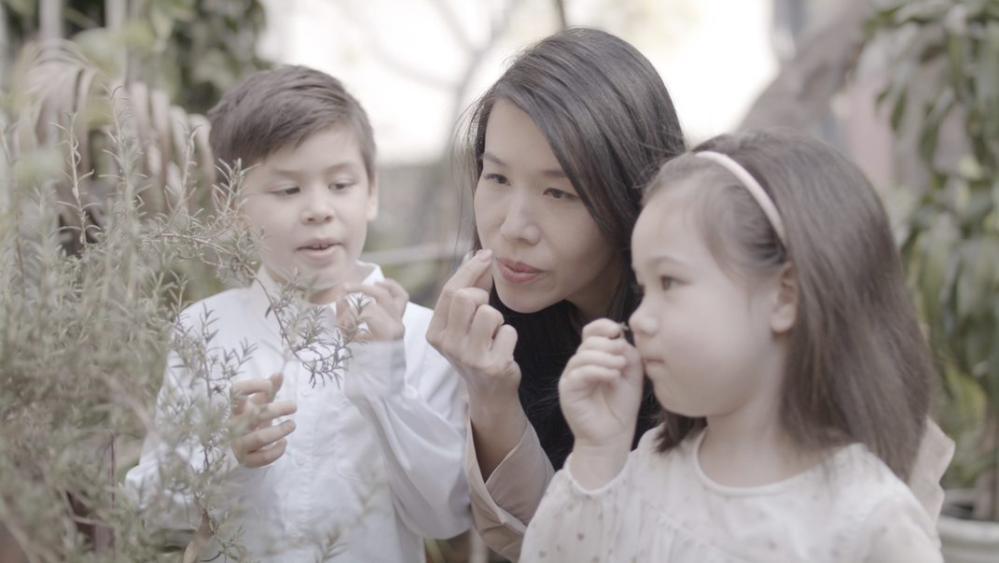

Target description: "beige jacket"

left=466, top=418, right=954, bottom=562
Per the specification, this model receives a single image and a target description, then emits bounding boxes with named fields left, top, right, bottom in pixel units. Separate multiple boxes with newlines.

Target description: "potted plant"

left=863, top=1, right=999, bottom=560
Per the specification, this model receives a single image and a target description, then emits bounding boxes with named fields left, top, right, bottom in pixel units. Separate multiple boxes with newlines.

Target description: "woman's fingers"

left=427, top=249, right=494, bottom=341
left=466, top=304, right=505, bottom=358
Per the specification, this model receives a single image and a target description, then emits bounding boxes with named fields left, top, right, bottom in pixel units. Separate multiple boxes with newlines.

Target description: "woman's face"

left=474, top=99, right=621, bottom=319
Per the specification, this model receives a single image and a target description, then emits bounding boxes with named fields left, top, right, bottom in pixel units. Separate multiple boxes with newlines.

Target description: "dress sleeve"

left=464, top=420, right=556, bottom=560
left=907, top=418, right=955, bottom=521
left=519, top=451, right=639, bottom=563
left=862, top=492, right=943, bottom=563
left=344, top=336, right=471, bottom=539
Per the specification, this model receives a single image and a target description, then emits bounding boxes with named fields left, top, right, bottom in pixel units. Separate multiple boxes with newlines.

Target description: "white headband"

left=696, top=150, right=787, bottom=245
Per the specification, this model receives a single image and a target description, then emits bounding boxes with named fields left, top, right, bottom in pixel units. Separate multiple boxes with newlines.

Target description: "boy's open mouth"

left=298, top=239, right=338, bottom=251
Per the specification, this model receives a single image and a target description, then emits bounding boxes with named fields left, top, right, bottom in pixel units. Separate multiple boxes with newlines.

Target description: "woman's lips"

left=496, top=258, right=544, bottom=285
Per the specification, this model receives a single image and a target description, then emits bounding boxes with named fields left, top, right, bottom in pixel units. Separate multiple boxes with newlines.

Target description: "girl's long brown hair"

left=648, top=130, right=932, bottom=480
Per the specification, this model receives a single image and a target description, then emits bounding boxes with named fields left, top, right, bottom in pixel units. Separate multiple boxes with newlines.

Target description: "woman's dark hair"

left=460, top=27, right=685, bottom=468
left=645, top=130, right=932, bottom=480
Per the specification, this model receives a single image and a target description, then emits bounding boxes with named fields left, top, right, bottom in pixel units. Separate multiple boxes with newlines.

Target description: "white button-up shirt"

left=125, top=265, right=470, bottom=561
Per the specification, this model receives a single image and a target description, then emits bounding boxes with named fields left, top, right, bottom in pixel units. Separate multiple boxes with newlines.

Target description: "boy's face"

left=240, top=125, right=377, bottom=303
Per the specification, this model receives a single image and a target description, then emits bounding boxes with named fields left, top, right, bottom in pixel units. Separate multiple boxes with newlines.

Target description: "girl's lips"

left=496, top=259, right=544, bottom=285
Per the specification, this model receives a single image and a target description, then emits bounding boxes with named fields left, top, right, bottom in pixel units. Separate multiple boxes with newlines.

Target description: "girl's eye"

left=330, top=181, right=354, bottom=191
left=544, top=188, right=577, bottom=201
left=482, top=172, right=509, bottom=186
left=274, top=186, right=300, bottom=196
left=660, top=276, right=675, bottom=291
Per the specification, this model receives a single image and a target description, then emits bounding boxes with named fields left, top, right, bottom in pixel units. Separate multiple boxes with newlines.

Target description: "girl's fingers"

left=581, top=318, right=624, bottom=340
left=564, top=365, right=621, bottom=391
left=242, top=438, right=289, bottom=468
left=578, top=336, right=630, bottom=356
left=570, top=349, right=628, bottom=371
left=235, top=400, right=297, bottom=432
left=356, top=304, right=404, bottom=341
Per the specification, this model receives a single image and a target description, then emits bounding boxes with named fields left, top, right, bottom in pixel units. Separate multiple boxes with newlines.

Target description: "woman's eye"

left=482, top=172, right=510, bottom=186
left=544, top=188, right=577, bottom=201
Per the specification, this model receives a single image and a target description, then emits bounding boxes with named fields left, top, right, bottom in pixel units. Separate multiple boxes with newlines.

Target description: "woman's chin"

left=494, top=284, right=555, bottom=314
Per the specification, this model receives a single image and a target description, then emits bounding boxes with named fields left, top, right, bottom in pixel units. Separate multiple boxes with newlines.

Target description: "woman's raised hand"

left=426, top=250, right=521, bottom=408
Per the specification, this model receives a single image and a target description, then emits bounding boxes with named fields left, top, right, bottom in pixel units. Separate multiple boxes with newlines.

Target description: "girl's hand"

left=426, top=250, right=521, bottom=413
left=559, top=319, right=644, bottom=453
left=339, top=279, right=409, bottom=341
left=230, top=374, right=297, bottom=468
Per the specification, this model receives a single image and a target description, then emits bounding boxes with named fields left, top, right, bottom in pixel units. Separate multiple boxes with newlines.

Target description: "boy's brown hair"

left=645, top=130, right=933, bottom=481
left=207, top=65, right=376, bottom=180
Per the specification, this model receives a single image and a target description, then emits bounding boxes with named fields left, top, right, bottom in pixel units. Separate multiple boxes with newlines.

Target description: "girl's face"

left=474, top=99, right=621, bottom=318
left=629, top=183, right=786, bottom=418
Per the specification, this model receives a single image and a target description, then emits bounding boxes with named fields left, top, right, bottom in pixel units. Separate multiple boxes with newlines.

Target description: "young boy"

left=124, top=65, right=470, bottom=562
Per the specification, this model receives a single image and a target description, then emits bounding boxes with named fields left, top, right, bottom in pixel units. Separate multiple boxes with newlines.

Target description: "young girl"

left=520, top=130, right=943, bottom=562
left=426, top=28, right=684, bottom=559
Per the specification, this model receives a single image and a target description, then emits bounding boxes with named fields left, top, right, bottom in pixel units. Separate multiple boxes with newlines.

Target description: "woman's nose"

left=498, top=191, right=541, bottom=245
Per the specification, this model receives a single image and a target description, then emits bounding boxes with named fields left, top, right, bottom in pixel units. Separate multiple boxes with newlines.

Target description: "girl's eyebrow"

left=641, top=254, right=689, bottom=269
left=482, top=152, right=506, bottom=166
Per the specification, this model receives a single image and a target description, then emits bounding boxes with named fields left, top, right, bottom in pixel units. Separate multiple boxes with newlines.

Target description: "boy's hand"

left=339, top=279, right=408, bottom=341
left=230, top=374, right=297, bottom=468
left=426, top=250, right=521, bottom=414
left=559, top=319, right=643, bottom=452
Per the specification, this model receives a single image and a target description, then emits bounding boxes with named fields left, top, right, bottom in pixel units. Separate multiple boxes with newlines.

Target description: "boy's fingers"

left=375, top=279, right=409, bottom=314
left=243, top=439, right=289, bottom=468
left=238, top=420, right=296, bottom=453
left=268, top=373, right=283, bottom=400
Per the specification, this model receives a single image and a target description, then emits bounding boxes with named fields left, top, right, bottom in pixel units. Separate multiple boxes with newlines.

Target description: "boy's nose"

left=301, top=191, right=335, bottom=224
left=498, top=193, right=541, bottom=245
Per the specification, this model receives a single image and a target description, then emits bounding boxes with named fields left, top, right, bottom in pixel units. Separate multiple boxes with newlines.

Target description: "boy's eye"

left=544, top=188, right=577, bottom=201
left=273, top=186, right=300, bottom=196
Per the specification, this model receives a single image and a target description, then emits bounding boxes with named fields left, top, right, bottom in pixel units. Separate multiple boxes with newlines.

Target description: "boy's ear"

left=366, top=174, right=379, bottom=222
left=770, top=263, right=798, bottom=334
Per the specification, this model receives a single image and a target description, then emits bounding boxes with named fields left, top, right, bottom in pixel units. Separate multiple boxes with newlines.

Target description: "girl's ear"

left=770, top=263, right=798, bottom=334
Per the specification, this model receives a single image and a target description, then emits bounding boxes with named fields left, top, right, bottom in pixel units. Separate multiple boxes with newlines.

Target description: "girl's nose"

left=629, top=302, right=658, bottom=336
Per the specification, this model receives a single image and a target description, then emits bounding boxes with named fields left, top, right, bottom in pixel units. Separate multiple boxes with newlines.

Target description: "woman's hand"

left=560, top=319, right=643, bottom=487
left=426, top=250, right=521, bottom=413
